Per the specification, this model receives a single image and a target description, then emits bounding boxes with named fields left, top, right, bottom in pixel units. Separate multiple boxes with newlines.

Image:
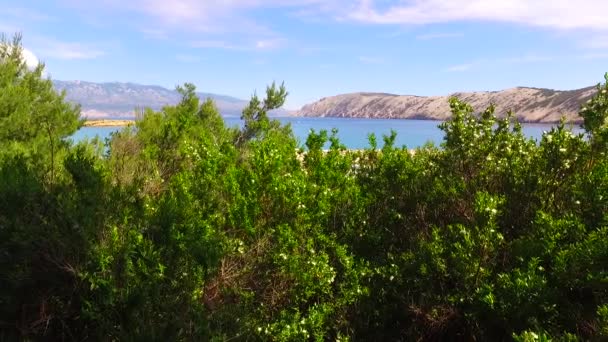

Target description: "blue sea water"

left=72, top=126, right=122, bottom=143
left=72, top=117, right=584, bottom=150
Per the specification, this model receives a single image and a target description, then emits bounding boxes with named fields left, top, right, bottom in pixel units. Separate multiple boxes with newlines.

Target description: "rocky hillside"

left=298, top=86, right=598, bottom=123
left=53, top=80, right=287, bottom=118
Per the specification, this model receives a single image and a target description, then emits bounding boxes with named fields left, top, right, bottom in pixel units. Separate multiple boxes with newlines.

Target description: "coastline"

left=83, top=119, right=134, bottom=127
left=293, top=114, right=584, bottom=125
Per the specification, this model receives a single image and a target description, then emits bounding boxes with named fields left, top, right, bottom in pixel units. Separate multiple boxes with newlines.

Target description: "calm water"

left=72, top=117, right=584, bottom=149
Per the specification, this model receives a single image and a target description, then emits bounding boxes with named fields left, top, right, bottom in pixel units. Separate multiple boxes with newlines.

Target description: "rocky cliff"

left=298, top=86, right=598, bottom=123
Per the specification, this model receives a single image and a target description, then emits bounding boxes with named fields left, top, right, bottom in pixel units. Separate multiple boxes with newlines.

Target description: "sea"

left=72, top=117, right=584, bottom=150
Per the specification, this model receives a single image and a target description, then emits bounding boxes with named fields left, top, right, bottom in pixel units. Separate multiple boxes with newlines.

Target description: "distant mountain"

left=53, top=80, right=289, bottom=118
left=297, top=86, right=597, bottom=123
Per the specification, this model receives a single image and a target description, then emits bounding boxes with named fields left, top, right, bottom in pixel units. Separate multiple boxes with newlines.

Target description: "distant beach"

left=83, top=119, right=134, bottom=127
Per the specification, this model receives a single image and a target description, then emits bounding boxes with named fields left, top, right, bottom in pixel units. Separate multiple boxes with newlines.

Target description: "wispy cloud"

left=75, top=0, right=608, bottom=60
left=31, top=37, right=106, bottom=60
left=445, top=54, right=555, bottom=72
left=0, top=41, right=40, bottom=68
left=191, top=37, right=287, bottom=51
left=68, top=0, right=343, bottom=36
left=44, top=44, right=105, bottom=60
left=350, top=0, right=608, bottom=31
left=288, top=1, right=353, bottom=22
left=0, top=7, right=49, bottom=35
left=416, top=32, right=463, bottom=40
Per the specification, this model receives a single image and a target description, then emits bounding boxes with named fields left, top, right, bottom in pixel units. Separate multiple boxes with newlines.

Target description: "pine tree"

left=0, top=33, right=82, bottom=184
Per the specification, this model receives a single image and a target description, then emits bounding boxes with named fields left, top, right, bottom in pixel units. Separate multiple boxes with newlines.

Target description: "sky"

left=2, top=0, right=608, bottom=109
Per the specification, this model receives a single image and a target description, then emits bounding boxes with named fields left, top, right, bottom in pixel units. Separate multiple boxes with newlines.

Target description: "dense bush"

left=1, top=34, right=607, bottom=341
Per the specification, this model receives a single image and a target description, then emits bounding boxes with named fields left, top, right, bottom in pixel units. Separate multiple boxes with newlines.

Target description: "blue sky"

left=2, top=0, right=608, bottom=109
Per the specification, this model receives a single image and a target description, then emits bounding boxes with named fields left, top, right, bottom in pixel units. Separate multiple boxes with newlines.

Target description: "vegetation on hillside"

left=1, top=34, right=607, bottom=341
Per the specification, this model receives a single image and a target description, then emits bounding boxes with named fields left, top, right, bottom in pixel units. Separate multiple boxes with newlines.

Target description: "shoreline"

left=294, top=115, right=584, bottom=125
left=83, top=119, right=134, bottom=127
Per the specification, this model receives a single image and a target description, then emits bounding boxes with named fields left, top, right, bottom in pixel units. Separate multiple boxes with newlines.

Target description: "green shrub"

left=1, top=32, right=607, bottom=341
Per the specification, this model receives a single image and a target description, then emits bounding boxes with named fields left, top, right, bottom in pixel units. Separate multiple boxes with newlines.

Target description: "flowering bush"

left=1, top=34, right=607, bottom=340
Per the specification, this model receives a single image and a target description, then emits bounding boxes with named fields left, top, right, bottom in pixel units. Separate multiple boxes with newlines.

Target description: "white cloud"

left=43, top=43, right=104, bottom=60
left=21, top=47, right=39, bottom=68
left=350, top=0, right=608, bottom=31
left=75, top=0, right=343, bottom=35
left=52, top=0, right=608, bottom=62
left=0, top=42, right=39, bottom=68
left=56, top=0, right=608, bottom=39
left=132, top=0, right=339, bottom=20
left=31, top=37, right=106, bottom=60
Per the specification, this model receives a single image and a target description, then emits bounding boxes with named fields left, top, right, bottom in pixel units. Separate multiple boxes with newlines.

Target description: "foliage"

left=0, top=33, right=82, bottom=185
left=1, top=34, right=607, bottom=341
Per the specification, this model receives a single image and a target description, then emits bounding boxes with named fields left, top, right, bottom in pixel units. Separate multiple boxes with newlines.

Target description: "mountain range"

left=53, top=80, right=269, bottom=118
left=297, top=86, right=597, bottom=123
left=54, top=80, right=597, bottom=123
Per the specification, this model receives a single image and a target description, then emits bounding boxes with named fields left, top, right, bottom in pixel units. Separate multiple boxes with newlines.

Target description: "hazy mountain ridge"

left=297, top=86, right=597, bottom=123
left=53, top=80, right=287, bottom=118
